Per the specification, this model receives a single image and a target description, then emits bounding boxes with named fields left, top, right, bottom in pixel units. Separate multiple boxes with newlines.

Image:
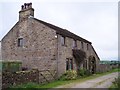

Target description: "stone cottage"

left=1, top=3, right=100, bottom=77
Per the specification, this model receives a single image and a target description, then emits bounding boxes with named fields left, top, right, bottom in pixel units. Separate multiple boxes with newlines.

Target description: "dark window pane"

left=18, top=38, right=23, bottom=47
left=66, top=59, right=73, bottom=70
left=70, top=59, right=73, bottom=70
left=87, top=44, right=89, bottom=50
left=66, top=60, right=69, bottom=70
left=73, top=40, right=77, bottom=48
left=81, top=42, right=84, bottom=49
left=61, top=36, right=65, bottom=45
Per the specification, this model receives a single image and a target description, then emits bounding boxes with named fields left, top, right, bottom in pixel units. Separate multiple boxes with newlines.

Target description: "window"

left=87, top=44, right=89, bottom=50
left=61, top=36, right=65, bottom=45
left=81, top=42, right=84, bottom=49
left=69, top=59, right=73, bottom=70
left=83, top=60, right=87, bottom=70
left=66, top=58, right=73, bottom=70
left=73, top=40, right=77, bottom=49
left=66, top=60, right=69, bottom=70
left=18, top=38, right=24, bottom=47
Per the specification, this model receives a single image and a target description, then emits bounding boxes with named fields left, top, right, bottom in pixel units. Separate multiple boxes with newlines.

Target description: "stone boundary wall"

left=2, top=69, right=56, bottom=89
left=110, top=64, right=119, bottom=69
left=98, top=64, right=111, bottom=73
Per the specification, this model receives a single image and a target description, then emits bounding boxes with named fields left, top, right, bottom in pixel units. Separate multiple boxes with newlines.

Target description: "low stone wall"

left=110, top=64, right=119, bottom=69
left=98, top=64, right=111, bottom=73
left=2, top=69, right=56, bottom=89
left=2, top=69, right=39, bottom=88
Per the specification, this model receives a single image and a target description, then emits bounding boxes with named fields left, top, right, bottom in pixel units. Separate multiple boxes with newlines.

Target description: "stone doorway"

left=88, top=56, right=96, bottom=74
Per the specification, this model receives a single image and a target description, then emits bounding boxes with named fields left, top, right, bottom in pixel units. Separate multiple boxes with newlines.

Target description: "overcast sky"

left=0, top=0, right=118, bottom=60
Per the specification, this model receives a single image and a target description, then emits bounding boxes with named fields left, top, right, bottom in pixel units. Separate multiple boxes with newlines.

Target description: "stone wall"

left=98, top=64, right=111, bottom=73
left=1, top=18, right=57, bottom=72
left=110, top=64, right=119, bottom=69
left=2, top=69, right=39, bottom=88
left=2, top=69, right=56, bottom=89
left=57, top=34, right=100, bottom=77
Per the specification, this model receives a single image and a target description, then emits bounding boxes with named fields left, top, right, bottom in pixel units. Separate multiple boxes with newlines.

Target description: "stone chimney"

left=19, top=3, right=34, bottom=21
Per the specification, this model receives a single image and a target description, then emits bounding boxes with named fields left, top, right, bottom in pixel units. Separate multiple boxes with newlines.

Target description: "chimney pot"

left=19, top=3, right=34, bottom=21
left=21, top=5, right=24, bottom=10
left=24, top=3, right=27, bottom=9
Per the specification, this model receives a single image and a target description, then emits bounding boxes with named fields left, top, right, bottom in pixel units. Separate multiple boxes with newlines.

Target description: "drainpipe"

left=56, top=34, right=59, bottom=79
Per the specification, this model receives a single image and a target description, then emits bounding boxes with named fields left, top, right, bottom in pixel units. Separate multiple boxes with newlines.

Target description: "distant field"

left=100, top=60, right=120, bottom=64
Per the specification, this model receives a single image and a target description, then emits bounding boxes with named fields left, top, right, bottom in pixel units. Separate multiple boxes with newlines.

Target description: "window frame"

left=66, top=58, right=73, bottom=70
left=69, top=59, right=73, bottom=70
left=66, top=60, right=69, bottom=70
left=87, top=44, right=89, bottom=50
left=73, top=40, right=77, bottom=49
left=81, top=41, right=84, bottom=50
left=60, top=36, right=66, bottom=46
left=18, top=38, right=24, bottom=47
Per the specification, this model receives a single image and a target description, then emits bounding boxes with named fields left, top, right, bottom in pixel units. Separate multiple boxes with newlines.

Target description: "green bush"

left=78, top=69, right=85, bottom=76
left=1, top=61, right=22, bottom=72
left=60, top=70, right=77, bottom=80
left=78, top=69, right=91, bottom=77
left=84, top=69, right=91, bottom=76
left=112, top=76, right=120, bottom=88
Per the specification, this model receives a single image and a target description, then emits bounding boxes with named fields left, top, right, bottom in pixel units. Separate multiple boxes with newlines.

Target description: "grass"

left=110, top=84, right=117, bottom=88
left=109, top=72, right=120, bottom=90
left=109, top=83, right=119, bottom=90
left=9, top=68, right=120, bottom=89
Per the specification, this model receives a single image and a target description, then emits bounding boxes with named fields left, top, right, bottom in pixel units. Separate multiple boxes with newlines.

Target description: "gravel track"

left=56, top=72, right=118, bottom=89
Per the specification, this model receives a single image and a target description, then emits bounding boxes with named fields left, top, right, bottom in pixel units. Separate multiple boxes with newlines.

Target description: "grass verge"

left=109, top=83, right=119, bottom=90
left=109, top=72, right=120, bottom=90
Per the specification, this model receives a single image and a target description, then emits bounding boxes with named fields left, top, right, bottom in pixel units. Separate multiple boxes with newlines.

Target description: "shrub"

left=78, top=69, right=91, bottom=77
left=65, top=70, right=77, bottom=80
left=60, top=70, right=77, bottom=80
left=78, top=69, right=85, bottom=76
left=84, top=69, right=91, bottom=76
left=2, top=61, right=22, bottom=72
left=112, top=76, right=120, bottom=88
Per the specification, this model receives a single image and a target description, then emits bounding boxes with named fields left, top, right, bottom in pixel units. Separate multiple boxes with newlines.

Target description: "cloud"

left=0, top=1, right=118, bottom=60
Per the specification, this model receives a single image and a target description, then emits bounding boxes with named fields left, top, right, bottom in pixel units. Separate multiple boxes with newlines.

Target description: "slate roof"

left=34, top=18, right=100, bottom=60
left=34, top=18, right=91, bottom=44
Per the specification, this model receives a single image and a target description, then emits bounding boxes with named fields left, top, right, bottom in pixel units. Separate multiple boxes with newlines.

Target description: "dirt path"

left=56, top=72, right=118, bottom=88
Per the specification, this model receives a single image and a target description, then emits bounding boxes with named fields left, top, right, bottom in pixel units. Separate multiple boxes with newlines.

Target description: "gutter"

left=56, top=34, right=59, bottom=79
